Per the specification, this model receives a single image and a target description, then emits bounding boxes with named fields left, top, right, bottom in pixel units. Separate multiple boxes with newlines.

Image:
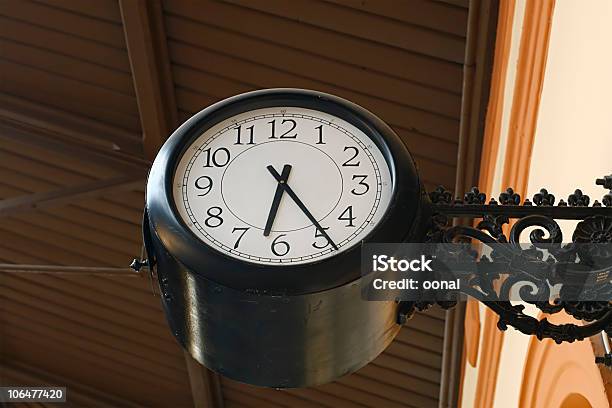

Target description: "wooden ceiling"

left=0, top=1, right=491, bottom=407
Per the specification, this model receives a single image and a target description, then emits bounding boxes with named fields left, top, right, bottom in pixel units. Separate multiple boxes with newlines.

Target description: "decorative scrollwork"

left=486, top=302, right=612, bottom=344
left=426, top=175, right=612, bottom=347
left=509, top=215, right=563, bottom=244
left=574, top=215, right=612, bottom=244
left=477, top=214, right=508, bottom=242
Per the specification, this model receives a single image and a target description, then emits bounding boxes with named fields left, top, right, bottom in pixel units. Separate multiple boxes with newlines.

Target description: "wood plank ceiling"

left=0, top=1, right=477, bottom=407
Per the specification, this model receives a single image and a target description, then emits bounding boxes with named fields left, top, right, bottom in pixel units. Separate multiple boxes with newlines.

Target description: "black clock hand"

left=263, top=164, right=292, bottom=237
left=267, top=165, right=339, bottom=251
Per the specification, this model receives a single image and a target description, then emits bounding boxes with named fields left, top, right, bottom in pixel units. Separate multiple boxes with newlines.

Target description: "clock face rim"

left=146, top=88, right=423, bottom=294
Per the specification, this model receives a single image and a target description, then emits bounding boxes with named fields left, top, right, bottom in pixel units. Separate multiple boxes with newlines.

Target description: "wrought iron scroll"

left=421, top=175, right=612, bottom=365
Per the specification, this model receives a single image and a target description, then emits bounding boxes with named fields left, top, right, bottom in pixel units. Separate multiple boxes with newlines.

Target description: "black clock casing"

left=143, top=89, right=429, bottom=387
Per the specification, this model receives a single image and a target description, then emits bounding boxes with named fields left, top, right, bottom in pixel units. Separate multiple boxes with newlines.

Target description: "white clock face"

left=173, top=106, right=393, bottom=265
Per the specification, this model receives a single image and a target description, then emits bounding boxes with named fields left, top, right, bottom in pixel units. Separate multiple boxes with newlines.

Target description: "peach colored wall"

left=462, top=0, right=612, bottom=406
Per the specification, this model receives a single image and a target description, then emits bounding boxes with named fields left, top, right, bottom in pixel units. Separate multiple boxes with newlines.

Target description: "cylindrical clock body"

left=151, top=231, right=402, bottom=388
left=144, top=89, right=428, bottom=388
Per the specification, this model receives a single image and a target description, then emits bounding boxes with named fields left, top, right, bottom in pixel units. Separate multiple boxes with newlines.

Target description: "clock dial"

left=173, top=106, right=393, bottom=265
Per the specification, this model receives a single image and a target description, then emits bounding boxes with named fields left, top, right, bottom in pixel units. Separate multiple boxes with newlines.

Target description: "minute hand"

left=266, top=166, right=339, bottom=251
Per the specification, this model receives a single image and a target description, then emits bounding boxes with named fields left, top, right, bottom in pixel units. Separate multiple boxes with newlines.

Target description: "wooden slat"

left=12, top=212, right=139, bottom=256
left=0, top=150, right=93, bottom=186
left=0, top=16, right=131, bottom=72
left=2, top=332, right=191, bottom=407
left=2, top=307, right=185, bottom=385
left=223, top=381, right=322, bottom=408
left=0, top=60, right=141, bottom=132
left=281, top=387, right=362, bottom=408
left=433, top=0, right=469, bottom=8
left=0, top=0, right=126, bottom=49
left=0, top=38, right=135, bottom=96
left=0, top=137, right=123, bottom=179
left=120, top=0, right=178, bottom=159
left=325, top=0, right=469, bottom=36
left=0, top=220, right=125, bottom=266
left=395, top=328, right=445, bottom=353
left=45, top=205, right=141, bottom=241
left=33, top=0, right=123, bottom=24
left=222, top=0, right=465, bottom=63
left=372, top=353, right=441, bottom=384
left=0, top=174, right=144, bottom=216
left=168, top=41, right=460, bottom=119
left=163, top=2, right=464, bottom=93
left=0, top=226, right=99, bottom=266
left=2, top=361, right=144, bottom=408
left=338, top=374, right=437, bottom=408
left=406, top=312, right=447, bottom=336
left=385, top=341, right=443, bottom=370
left=315, top=381, right=406, bottom=408
left=0, top=98, right=145, bottom=167
left=358, top=364, right=440, bottom=399
left=11, top=277, right=173, bottom=350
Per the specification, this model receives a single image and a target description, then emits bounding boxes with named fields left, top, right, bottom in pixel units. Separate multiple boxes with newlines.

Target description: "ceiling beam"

left=119, top=6, right=214, bottom=407
left=454, top=0, right=500, bottom=196
left=0, top=174, right=145, bottom=217
left=184, top=352, right=225, bottom=408
left=0, top=93, right=142, bottom=155
left=120, top=0, right=178, bottom=160
left=440, top=0, right=500, bottom=407
left=0, top=95, right=149, bottom=173
left=0, top=264, right=141, bottom=277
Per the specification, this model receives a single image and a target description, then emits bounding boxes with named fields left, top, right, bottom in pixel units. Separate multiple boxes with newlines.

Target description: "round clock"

left=174, top=106, right=393, bottom=266
left=144, top=89, right=428, bottom=387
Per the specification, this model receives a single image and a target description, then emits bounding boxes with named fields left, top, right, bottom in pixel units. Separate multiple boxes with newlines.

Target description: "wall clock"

left=144, top=89, right=428, bottom=387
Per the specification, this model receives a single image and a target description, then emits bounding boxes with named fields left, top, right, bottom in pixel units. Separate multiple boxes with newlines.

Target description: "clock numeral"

left=234, top=125, right=255, bottom=145
left=203, top=147, right=230, bottom=167
left=271, top=234, right=290, bottom=256
left=194, top=176, right=213, bottom=196
left=205, top=206, right=224, bottom=228
left=268, top=119, right=297, bottom=139
left=312, top=226, right=331, bottom=249
left=351, top=175, right=369, bottom=196
left=315, top=125, right=325, bottom=144
left=342, top=146, right=360, bottom=167
left=338, top=206, right=356, bottom=227
left=231, top=227, right=249, bottom=249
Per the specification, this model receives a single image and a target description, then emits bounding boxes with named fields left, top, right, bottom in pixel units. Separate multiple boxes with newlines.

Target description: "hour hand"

left=263, top=164, right=292, bottom=236
left=267, top=166, right=339, bottom=251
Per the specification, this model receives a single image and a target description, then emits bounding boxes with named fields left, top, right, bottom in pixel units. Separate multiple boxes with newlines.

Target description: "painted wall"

left=463, top=0, right=612, bottom=406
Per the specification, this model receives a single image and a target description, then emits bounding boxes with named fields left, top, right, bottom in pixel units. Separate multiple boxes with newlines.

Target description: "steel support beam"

left=0, top=264, right=141, bottom=277
left=0, top=174, right=145, bottom=217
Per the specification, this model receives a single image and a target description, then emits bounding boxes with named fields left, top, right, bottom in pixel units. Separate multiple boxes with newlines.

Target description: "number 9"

left=195, top=176, right=213, bottom=196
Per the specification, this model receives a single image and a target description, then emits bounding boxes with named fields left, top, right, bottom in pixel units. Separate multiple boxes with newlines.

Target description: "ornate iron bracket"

left=421, top=175, right=612, bottom=365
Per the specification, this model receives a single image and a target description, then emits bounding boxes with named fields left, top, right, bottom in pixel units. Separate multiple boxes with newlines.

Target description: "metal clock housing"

left=146, top=88, right=425, bottom=294
left=144, top=89, right=428, bottom=387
